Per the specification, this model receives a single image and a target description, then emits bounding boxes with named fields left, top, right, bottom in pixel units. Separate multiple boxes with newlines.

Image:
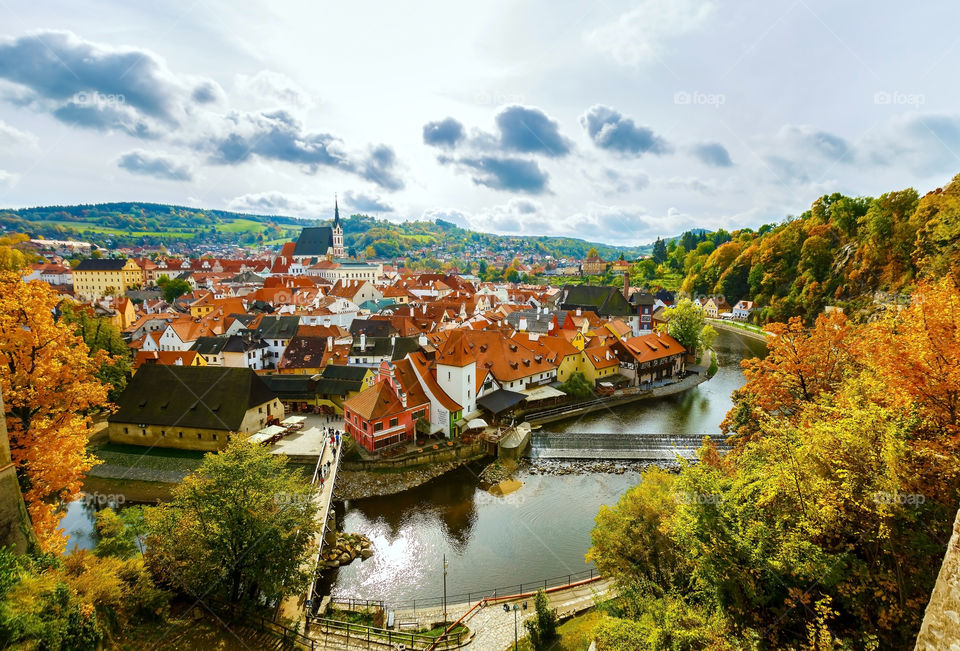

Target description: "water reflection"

left=329, top=329, right=764, bottom=603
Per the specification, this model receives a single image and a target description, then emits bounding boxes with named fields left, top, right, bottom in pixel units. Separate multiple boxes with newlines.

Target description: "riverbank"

left=707, top=318, right=771, bottom=343
left=332, top=459, right=486, bottom=501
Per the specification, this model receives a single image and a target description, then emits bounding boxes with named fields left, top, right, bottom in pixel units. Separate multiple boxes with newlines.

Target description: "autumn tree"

left=660, top=298, right=712, bottom=359
left=0, top=272, right=109, bottom=553
left=59, top=302, right=132, bottom=401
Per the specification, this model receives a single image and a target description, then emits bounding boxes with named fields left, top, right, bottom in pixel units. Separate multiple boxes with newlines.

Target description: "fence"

left=249, top=613, right=316, bottom=649
left=306, top=616, right=469, bottom=649
left=332, top=568, right=600, bottom=613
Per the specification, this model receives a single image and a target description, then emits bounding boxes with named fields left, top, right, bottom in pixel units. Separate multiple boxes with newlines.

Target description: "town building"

left=108, top=366, right=282, bottom=451
left=72, top=258, right=144, bottom=300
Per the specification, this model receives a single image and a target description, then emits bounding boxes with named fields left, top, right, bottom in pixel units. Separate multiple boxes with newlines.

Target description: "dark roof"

left=560, top=285, right=636, bottom=317
left=256, top=315, right=300, bottom=339
left=391, top=336, right=421, bottom=361
left=191, top=336, right=228, bottom=355
left=292, top=227, right=334, bottom=257
left=109, top=366, right=276, bottom=431
left=505, top=310, right=566, bottom=334
left=350, top=336, right=421, bottom=361
left=630, top=291, right=656, bottom=306
left=350, top=318, right=397, bottom=338
left=260, top=374, right=361, bottom=399
left=321, top=365, right=370, bottom=381
left=477, top=389, right=527, bottom=415
left=228, top=271, right=266, bottom=284
left=75, top=258, right=129, bottom=271
left=279, top=336, right=326, bottom=368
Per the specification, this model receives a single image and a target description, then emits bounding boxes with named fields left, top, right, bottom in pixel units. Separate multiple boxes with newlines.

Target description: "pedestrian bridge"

left=527, top=431, right=731, bottom=460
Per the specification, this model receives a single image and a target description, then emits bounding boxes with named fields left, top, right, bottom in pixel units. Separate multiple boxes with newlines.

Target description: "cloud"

left=494, top=105, right=571, bottom=157
left=0, top=119, right=37, bottom=148
left=226, top=191, right=326, bottom=216
left=421, top=208, right=471, bottom=228
left=584, top=167, right=650, bottom=195
left=863, top=113, right=960, bottom=176
left=0, top=30, right=211, bottom=135
left=691, top=142, right=733, bottom=167
left=423, top=117, right=465, bottom=148
left=198, top=110, right=404, bottom=190
left=191, top=80, right=224, bottom=104
left=444, top=155, right=551, bottom=194
left=344, top=190, right=393, bottom=213
left=759, top=124, right=854, bottom=185
left=580, top=105, right=671, bottom=156
left=233, top=71, right=312, bottom=110
left=117, top=150, right=194, bottom=181
left=0, top=169, right=19, bottom=187
left=585, top=0, right=715, bottom=66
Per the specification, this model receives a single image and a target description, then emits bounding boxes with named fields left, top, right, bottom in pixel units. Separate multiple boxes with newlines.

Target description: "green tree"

left=524, top=589, right=558, bottom=649
left=652, top=237, right=667, bottom=264
left=145, top=441, right=319, bottom=610
left=59, top=302, right=132, bottom=401
left=558, top=372, right=594, bottom=400
left=661, top=298, right=708, bottom=358
left=159, top=278, right=191, bottom=302
left=587, top=247, right=599, bottom=258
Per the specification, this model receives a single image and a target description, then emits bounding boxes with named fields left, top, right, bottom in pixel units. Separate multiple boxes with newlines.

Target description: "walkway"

left=279, top=426, right=344, bottom=622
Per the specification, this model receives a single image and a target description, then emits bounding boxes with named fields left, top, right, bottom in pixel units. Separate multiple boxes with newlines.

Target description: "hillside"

left=663, top=173, right=960, bottom=323
left=0, top=202, right=654, bottom=260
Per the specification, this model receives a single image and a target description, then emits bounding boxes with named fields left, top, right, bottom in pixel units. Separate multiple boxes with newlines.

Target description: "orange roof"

left=343, top=381, right=404, bottom=421
left=584, top=346, right=620, bottom=369
left=436, top=330, right=473, bottom=367
left=408, top=352, right=462, bottom=412
left=619, top=332, right=686, bottom=363
left=134, top=350, right=201, bottom=369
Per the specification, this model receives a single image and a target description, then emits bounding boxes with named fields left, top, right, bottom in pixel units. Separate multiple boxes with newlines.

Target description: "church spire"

left=333, top=193, right=341, bottom=229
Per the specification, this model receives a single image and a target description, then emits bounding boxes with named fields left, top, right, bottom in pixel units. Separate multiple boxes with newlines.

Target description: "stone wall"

left=915, top=507, right=960, bottom=650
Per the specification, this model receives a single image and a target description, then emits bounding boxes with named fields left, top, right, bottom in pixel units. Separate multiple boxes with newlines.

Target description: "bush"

left=524, top=589, right=558, bottom=649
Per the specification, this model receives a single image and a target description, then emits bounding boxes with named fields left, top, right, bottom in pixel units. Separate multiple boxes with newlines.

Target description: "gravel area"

left=332, top=461, right=464, bottom=501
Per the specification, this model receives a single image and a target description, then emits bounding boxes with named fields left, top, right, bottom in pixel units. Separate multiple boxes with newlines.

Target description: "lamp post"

left=503, top=602, right=525, bottom=651
left=442, top=554, right=449, bottom=624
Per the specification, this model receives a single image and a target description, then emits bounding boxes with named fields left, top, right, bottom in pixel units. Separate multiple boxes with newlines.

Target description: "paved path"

left=279, top=428, right=343, bottom=621
left=306, top=577, right=614, bottom=649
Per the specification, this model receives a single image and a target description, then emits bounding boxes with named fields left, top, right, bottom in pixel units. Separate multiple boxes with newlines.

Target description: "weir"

left=527, top=431, right=731, bottom=460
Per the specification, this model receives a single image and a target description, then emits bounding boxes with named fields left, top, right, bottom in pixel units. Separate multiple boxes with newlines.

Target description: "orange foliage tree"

left=0, top=271, right=110, bottom=553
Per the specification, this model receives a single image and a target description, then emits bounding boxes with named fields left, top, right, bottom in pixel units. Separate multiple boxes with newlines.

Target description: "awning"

left=466, top=418, right=488, bottom=430
left=249, top=424, right=285, bottom=443
left=280, top=416, right=306, bottom=425
left=521, top=385, right=566, bottom=401
left=477, top=389, right=527, bottom=415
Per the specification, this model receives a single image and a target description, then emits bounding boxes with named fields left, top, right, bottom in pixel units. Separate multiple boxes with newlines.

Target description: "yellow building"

left=581, top=345, right=621, bottom=384
left=72, top=258, right=144, bottom=301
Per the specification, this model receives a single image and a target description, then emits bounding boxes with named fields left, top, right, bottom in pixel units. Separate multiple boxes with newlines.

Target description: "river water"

left=324, top=329, right=766, bottom=604
left=62, top=329, right=764, bottom=600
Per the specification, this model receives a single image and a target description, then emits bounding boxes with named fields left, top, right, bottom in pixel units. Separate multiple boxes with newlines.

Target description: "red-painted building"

left=343, top=360, right=430, bottom=453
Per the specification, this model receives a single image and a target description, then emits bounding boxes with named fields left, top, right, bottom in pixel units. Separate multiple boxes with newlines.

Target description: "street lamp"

left=502, top=602, right=527, bottom=650
left=442, top=554, right=449, bottom=624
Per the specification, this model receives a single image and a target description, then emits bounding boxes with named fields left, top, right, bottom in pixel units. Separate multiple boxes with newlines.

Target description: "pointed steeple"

left=333, top=193, right=341, bottom=229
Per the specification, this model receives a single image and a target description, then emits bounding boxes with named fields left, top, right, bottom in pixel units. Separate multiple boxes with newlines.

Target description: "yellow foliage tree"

left=0, top=272, right=110, bottom=553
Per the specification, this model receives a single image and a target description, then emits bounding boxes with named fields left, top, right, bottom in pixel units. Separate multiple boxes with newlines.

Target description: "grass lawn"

left=93, top=442, right=208, bottom=473
left=513, top=608, right=603, bottom=651
left=215, top=218, right=267, bottom=233
left=110, top=615, right=257, bottom=650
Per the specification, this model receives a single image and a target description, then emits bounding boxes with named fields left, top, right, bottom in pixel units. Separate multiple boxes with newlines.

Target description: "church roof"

left=292, top=227, right=334, bottom=257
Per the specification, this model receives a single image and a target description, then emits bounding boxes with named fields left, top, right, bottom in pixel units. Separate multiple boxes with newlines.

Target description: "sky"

left=0, top=0, right=958, bottom=246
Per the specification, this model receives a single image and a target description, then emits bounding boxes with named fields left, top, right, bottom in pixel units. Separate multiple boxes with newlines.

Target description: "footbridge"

left=527, top=431, right=731, bottom=460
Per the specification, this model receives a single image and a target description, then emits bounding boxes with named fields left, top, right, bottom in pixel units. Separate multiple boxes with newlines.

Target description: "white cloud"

left=0, top=169, right=20, bottom=187
left=585, top=0, right=715, bottom=66
left=0, top=119, right=37, bottom=149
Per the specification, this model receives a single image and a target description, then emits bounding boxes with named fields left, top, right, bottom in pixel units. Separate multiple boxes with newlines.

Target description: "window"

left=374, top=422, right=383, bottom=432
left=178, top=431, right=183, bottom=438
left=413, top=409, right=425, bottom=420
left=197, top=433, right=202, bottom=439
left=212, top=434, right=218, bottom=441
left=161, top=430, right=166, bottom=437
left=141, top=429, right=146, bottom=436
left=362, top=422, right=368, bottom=432
left=389, top=417, right=398, bottom=428
left=124, top=427, right=129, bottom=434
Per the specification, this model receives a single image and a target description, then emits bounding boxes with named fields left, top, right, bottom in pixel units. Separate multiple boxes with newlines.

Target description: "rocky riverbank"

left=322, top=532, right=373, bottom=569
left=523, top=459, right=684, bottom=475
left=333, top=461, right=466, bottom=500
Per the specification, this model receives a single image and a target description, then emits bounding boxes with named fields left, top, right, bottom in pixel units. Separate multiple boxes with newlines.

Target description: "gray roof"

left=256, top=315, right=301, bottom=339
left=75, top=258, right=129, bottom=271
left=109, top=366, right=276, bottom=431
left=292, top=227, right=334, bottom=257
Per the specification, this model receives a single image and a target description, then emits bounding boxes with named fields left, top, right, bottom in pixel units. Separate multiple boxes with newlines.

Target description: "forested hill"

left=665, top=173, right=960, bottom=323
left=0, top=202, right=653, bottom=259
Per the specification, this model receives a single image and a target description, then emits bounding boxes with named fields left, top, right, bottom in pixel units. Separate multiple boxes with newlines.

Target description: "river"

left=61, top=329, right=764, bottom=600
left=323, top=328, right=766, bottom=605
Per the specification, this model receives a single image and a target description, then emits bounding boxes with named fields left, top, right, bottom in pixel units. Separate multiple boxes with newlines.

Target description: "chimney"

left=360, top=333, right=366, bottom=349
left=399, top=390, right=407, bottom=408
left=548, top=321, right=554, bottom=332
left=576, top=307, right=582, bottom=317
left=390, top=335, right=396, bottom=347
left=519, top=317, right=527, bottom=331
left=418, top=333, right=428, bottom=347
left=623, top=271, right=630, bottom=299
left=327, top=336, right=334, bottom=349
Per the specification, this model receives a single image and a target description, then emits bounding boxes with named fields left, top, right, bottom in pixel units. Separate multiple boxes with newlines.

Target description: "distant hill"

left=0, top=202, right=659, bottom=259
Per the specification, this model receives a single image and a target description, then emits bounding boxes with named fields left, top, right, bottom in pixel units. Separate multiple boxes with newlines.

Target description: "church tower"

left=332, top=194, right=345, bottom=258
